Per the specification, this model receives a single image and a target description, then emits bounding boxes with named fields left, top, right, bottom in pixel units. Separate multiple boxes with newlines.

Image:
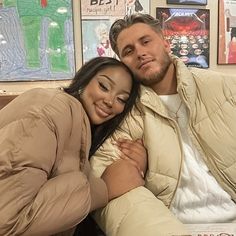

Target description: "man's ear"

left=163, top=38, right=171, bottom=53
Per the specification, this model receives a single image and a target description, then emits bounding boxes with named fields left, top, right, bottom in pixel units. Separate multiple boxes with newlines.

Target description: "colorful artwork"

left=156, top=7, right=210, bottom=68
left=82, top=20, right=116, bottom=63
left=81, top=0, right=150, bottom=63
left=218, top=0, right=236, bottom=64
left=0, top=0, right=75, bottom=81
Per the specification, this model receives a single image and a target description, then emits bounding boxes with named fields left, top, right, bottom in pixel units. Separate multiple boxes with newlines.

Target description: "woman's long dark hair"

left=64, top=57, right=139, bottom=157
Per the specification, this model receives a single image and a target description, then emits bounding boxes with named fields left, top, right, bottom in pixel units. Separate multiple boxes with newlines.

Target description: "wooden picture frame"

left=218, top=0, right=236, bottom=64
left=167, top=0, right=207, bottom=5
left=156, top=7, right=210, bottom=68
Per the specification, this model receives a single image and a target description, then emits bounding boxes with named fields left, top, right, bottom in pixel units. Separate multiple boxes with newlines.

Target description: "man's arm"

left=90, top=112, right=189, bottom=235
left=90, top=109, right=145, bottom=178
left=93, top=187, right=190, bottom=236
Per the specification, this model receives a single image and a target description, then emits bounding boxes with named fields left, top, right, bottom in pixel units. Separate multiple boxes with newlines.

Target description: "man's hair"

left=109, top=13, right=162, bottom=56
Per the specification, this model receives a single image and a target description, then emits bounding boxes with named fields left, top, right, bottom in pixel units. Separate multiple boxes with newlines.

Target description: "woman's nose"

left=103, top=97, right=114, bottom=107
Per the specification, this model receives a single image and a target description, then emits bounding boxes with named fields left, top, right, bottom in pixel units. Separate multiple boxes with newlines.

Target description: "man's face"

left=116, top=23, right=172, bottom=87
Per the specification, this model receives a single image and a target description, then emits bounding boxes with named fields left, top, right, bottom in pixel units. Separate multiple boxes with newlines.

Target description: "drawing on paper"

left=0, top=0, right=75, bottom=81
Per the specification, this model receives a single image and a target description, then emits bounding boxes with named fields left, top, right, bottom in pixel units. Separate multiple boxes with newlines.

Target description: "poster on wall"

left=156, top=7, right=210, bottom=68
left=0, top=0, right=75, bottom=82
left=166, top=0, right=207, bottom=5
left=81, top=0, right=150, bottom=63
left=218, top=0, right=236, bottom=64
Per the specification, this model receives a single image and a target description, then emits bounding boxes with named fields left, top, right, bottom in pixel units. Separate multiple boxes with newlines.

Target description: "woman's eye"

left=117, top=97, right=127, bottom=104
left=99, top=82, right=108, bottom=91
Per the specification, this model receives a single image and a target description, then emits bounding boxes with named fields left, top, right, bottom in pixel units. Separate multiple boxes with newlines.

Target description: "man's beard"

left=136, top=55, right=172, bottom=86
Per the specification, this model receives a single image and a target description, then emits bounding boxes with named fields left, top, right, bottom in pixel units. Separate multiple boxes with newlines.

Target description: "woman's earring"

left=78, top=89, right=82, bottom=95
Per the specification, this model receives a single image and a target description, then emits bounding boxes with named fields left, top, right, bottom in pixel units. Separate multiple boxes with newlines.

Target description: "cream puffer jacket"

left=0, top=88, right=108, bottom=236
left=90, top=57, right=236, bottom=236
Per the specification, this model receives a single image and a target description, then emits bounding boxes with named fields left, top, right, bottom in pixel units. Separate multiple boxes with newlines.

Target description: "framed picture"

left=80, top=0, right=150, bottom=63
left=0, top=0, right=75, bottom=81
left=167, top=0, right=207, bottom=5
left=156, top=7, right=210, bottom=68
left=218, top=0, right=236, bottom=64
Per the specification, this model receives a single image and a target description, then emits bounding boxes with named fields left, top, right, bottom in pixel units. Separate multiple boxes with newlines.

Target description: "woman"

left=0, top=57, right=145, bottom=235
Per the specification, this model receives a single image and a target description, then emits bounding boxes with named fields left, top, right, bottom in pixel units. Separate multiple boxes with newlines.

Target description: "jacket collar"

left=173, top=55, right=197, bottom=107
left=139, top=56, right=197, bottom=114
left=139, top=85, right=167, bottom=116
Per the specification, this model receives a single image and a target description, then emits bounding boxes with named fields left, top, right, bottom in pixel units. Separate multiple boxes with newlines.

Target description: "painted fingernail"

left=111, top=140, right=117, bottom=145
left=140, top=171, right=144, bottom=178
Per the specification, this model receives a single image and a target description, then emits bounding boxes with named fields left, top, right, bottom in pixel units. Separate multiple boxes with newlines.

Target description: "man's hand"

left=115, top=138, right=147, bottom=177
left=101, top=159, right=145, bottom=201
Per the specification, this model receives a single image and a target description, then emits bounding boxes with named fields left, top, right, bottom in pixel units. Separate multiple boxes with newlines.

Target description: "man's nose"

left=136, top=45, right=146, bottom=58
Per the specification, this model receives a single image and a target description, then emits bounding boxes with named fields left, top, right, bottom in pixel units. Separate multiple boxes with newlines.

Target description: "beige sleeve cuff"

left=88, top=172, right=108, bottom=212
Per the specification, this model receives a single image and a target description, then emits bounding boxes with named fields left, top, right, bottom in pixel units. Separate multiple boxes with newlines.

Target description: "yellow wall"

left=1, top=0, right=235, bottom=94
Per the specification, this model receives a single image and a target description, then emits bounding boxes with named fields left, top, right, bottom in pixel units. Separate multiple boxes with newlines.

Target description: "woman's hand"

left=115, top=138, right=148, bottom=177
left=101, top=159, right=145, bottom=201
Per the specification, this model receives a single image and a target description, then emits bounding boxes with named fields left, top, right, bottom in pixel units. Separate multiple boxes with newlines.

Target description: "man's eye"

left=124, top=48, right=132, bottom=56
left=99, top=82, right=108, bottom=91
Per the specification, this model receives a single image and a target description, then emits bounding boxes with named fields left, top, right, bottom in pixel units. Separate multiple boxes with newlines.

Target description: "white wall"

left=1, top=0, right=235, bottom=94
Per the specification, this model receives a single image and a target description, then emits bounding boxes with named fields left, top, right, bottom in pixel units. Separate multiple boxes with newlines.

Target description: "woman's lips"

left=95, top=105, right=111, bottom=118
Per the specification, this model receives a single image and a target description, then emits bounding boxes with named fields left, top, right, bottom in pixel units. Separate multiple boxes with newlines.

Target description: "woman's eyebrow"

left=99, top=74, right=130, bottom=95
left=99, top=74, right=114, bottom=84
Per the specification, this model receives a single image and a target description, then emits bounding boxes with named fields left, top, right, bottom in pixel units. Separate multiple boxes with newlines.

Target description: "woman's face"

left=80, top=66, right=132, bottom=125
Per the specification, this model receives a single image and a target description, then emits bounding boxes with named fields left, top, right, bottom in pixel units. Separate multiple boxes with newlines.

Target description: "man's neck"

left=151, top=63, right=177, bottom=95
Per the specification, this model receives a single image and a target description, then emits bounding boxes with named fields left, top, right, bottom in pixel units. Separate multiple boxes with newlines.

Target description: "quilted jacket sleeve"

left=90, top=108, right=189, bottom=236
left=0, top=89, right=108, bottom=236
left=92, top=187, right=189, bottom=236
left=90, top=108, right=144, bottom=178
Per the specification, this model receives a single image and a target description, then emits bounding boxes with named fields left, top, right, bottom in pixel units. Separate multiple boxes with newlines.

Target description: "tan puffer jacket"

left=90, top=57, right=236, bottom=236
left=0, top=88, right=108, bottom=236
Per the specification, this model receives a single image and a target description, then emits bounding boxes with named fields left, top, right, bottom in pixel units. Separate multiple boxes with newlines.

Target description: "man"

left=90, top=13, right=236, bottom=236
